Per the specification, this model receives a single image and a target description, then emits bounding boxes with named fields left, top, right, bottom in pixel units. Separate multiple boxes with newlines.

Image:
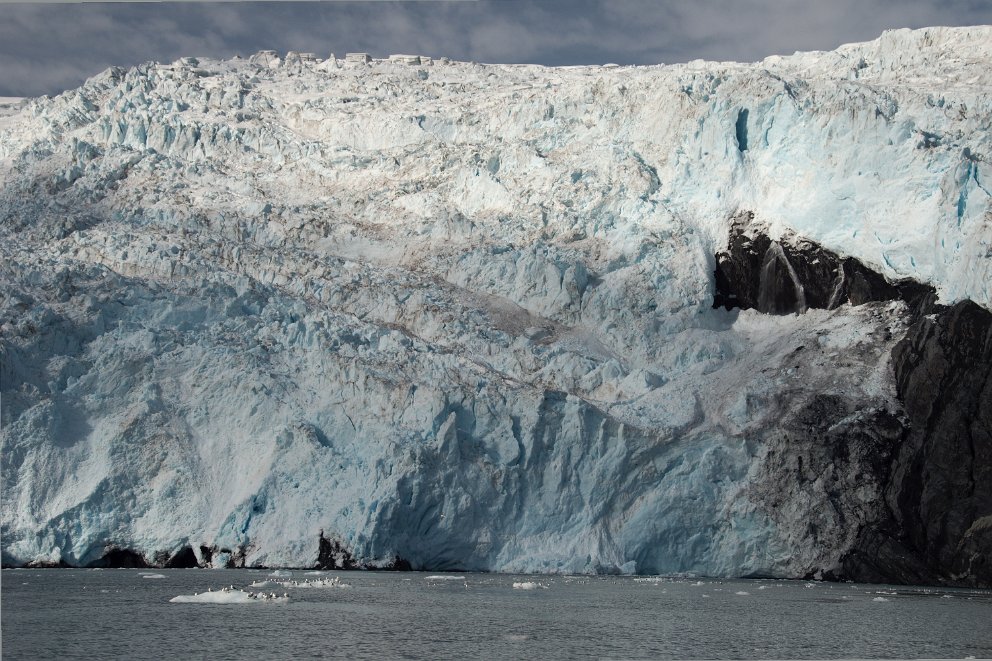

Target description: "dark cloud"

left=0, top=0, right=990, bottom=96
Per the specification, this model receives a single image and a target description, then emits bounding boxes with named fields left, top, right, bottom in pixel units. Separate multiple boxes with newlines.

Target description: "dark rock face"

left=316, top=530, right=358, bottom=570
left=85, top=547, right=149, bottom=568
left=747, top=395, right=908, bottom=579
left=713, top=211, right=930, bottom=315
left=839, top=301, right=992, bottom=587
left=315, top=531, right=413, bottom=570
left=715, top=211, right=992, bottom=587
left=884, top=300, right=992, bottom=585
left=164, top=545, right=200, bottom=568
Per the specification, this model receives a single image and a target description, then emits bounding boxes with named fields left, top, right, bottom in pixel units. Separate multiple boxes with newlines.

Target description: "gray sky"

left=1, top=0, right=990, bottom=97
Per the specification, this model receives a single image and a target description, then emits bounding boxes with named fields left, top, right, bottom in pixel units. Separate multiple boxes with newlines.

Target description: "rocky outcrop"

left=836, top=301, right=992, bottom=586
left=316, top=531, right=358, bottom=570
left=162, top=545, right=200, bottom=568
left=713, top=212, right=938, bottom=316
left=884, top=300, right=992, bottom=585
left=85, top=547, right=149, bottom=569
left=715, top=215, right=992, bottom=586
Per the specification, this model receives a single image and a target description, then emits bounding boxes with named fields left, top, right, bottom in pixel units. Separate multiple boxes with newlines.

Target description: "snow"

left=1, top=26, right=990, bottom=576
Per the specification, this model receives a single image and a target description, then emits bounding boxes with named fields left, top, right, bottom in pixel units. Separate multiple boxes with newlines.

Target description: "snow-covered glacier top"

left=1, top=27, right=990, bottom=573
left=2, top=26, right=989, bottom=306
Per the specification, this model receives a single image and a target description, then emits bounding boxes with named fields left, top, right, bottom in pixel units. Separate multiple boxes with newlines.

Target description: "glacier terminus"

left=1, top=26, right=990, bottom=586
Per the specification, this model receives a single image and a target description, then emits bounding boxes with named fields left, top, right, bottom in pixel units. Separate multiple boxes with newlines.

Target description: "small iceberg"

left=170, top=588, right=289, bottom=604
left=141, top=573, right=167, bottom=579
left=278, top=577, right=350, bottom=589
left=512, top=582, right=547, bottom=590
left=425, top=575, right=466, bottom=581
left=872, top=596, right=889, bottom=602
left=269, top=570, right=293, bottom=577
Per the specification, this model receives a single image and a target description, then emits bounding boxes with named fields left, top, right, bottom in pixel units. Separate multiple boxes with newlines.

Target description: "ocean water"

left=2, top=569, right=991, bottom=660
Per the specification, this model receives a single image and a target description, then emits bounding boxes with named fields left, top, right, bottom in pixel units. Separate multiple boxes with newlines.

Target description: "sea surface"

left=2, top=569, right=991, bottom=660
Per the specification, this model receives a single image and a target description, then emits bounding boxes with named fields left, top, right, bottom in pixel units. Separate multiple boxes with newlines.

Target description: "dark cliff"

left=715, top=212, right=992, bottom=587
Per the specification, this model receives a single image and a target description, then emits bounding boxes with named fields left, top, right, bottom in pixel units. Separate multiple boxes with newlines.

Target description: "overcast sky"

left=1, top=0, right=990, bottom=97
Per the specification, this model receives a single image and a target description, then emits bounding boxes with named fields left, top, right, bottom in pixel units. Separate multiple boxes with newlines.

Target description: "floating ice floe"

left=425, top=575, right=466, bottom=581
left=512, top=582, right=548, bottom=590
left=735, top=591, right=750, bottom=596
left=269, top=570, right=293, bottom=577
left=277, top=577, right=350, bottom=589
left=872, top=596, right=890, bottom=602
left=141, top=573, right=167, bottom=579
left=170, top=588, right=289, bottom=604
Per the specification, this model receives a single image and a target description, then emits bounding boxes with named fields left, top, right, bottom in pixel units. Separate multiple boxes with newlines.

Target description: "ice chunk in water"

left=512, top=582, right=547, bottom=590
left=170, top=589, right=289, bottom=604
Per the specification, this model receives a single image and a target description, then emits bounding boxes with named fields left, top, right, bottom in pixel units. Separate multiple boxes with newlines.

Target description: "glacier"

left=1, top=27, right=990, bottom=583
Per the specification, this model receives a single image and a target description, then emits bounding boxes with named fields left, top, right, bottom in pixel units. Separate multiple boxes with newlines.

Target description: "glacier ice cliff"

left=1, top=27, right=990, bottom=584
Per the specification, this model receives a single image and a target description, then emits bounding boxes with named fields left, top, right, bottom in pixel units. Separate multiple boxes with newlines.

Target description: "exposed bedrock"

left=85, top=547, right=149, bottom=569
left=883, top=300, right=992, bottom=585
left=714, top=212, right=939, bottom=316
left=715, top=214, right=992, bottom=586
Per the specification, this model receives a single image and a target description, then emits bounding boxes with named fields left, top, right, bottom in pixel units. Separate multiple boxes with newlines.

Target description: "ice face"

left=1, top=27, right=989, bottom=575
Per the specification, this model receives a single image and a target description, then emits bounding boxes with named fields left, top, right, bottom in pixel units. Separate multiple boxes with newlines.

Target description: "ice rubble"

left=1, top=27, right=990, bottom=576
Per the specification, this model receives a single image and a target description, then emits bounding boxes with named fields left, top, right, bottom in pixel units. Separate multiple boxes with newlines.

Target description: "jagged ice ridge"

left=1, top=27, right=990, bottom=579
